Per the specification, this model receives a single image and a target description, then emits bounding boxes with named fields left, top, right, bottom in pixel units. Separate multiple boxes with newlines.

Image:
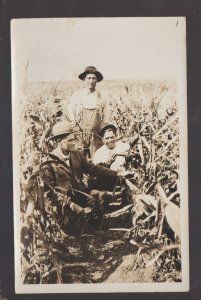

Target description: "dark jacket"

left=40, top=148, right=118, bottom=193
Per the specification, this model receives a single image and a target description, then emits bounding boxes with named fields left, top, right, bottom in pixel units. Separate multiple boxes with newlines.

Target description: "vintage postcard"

left=11, top=17, right=189, bottom=293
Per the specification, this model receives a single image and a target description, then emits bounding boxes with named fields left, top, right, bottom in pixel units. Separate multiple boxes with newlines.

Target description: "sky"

left=11, top=17, right=186, bottom=82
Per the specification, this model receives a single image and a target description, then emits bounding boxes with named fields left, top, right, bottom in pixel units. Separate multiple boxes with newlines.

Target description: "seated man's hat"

left=78, top=66, right=103, bottom=82
left=99, top=123, right=117, bottom=137
left=50, top=121, right=74, bottom=140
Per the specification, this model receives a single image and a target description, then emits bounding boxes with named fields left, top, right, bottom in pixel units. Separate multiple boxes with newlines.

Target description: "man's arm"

left=93, top=149, right=116, bottom=168
left=81, top=154, right=118, bottom=178
left=65, top=91, right=79, bottom=126
left=40, top=163, right=90, bottom=216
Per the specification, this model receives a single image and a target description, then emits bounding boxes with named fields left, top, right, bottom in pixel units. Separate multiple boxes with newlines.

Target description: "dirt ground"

left=105, top=254, right=155, bottom=283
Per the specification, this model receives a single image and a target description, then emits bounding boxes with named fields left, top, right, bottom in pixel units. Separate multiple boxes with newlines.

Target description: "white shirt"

left=66, top=88, right=110, bottom=124
left=93, top=141, right=130, bottom=171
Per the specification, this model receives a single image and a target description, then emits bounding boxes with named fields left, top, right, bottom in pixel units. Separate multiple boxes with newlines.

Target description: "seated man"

left=93, top=123, right=130, bottom=171
left=38, top=121, right=125, bottom=234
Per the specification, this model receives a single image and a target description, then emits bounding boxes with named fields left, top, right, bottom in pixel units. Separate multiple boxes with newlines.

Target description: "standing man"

left=65, top=66, right=110, bottom=157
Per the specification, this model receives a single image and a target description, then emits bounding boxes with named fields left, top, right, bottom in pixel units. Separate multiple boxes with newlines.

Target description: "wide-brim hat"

left=99, top=123, right=117, bottom=137
left=78, top=66, right=103, bottom=82
left=49, top=121, right=74, bottom=140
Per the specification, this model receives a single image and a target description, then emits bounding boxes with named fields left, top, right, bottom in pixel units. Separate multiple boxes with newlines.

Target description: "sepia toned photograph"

left=11, top=17, right=189, bottom=293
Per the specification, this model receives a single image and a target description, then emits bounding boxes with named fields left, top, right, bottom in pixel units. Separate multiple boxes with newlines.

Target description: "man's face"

left=58, top=133, right=75, bottom=155
left=84, top=73, right=97, bottom=90
left=102, top=130, right=117, bottom=150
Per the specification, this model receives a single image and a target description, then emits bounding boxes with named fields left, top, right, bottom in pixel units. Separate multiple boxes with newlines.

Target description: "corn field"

left=18, top=79, right=181, bottom=284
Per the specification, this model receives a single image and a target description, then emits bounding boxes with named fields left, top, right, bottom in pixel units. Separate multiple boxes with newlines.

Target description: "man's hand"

left=105, top=190, right=123, bottom=201
left=56, top=192, right=70, bottom=204
left=117, top=170, right=134, bottom=178
left=83, top=207, right=92, bottom=214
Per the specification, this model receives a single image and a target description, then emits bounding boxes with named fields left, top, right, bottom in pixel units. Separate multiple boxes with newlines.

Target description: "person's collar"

left=51, top=147, right=70, bottom=162
left=58, top=147, right=70, bottom=161
left=83, top=87, right=97, bottom=95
